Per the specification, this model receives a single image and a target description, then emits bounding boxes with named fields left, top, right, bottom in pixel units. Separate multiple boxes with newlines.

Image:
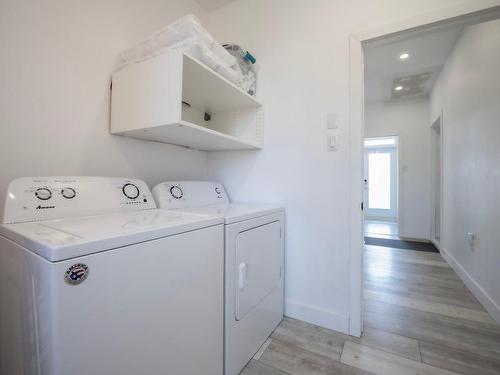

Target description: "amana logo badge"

left=36, top=205, right=55, bottom=210
left=64, top=263, right=89, bottom=285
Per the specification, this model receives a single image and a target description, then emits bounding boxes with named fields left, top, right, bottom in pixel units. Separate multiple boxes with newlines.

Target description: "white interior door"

left=364, top=138, right=398, bottom=220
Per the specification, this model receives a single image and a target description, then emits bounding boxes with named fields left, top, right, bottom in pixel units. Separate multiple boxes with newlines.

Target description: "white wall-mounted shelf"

left=182, top=54, right=260, bottom=112
left=122, top=120, right=261, bottom=151
left=110, top=51, right=263, bottom=151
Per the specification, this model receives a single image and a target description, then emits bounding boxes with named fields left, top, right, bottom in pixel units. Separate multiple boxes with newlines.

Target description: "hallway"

left=242, top=245, right=500, bottom=375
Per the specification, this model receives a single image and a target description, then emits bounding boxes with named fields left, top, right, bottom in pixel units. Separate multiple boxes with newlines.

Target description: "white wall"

left=365, top=98, right=431, bottom=240
left=201, top=0, right=469, bottom=333
left=2, top=0, right=497, bottom=334
left=430, top=19, right=500, bottom=322
left=0, top=0, right=207, bottom=216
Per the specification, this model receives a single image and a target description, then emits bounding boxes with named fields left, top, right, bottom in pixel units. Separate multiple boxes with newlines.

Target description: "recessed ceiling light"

left=399, top=53, right=409, bottom=60
left=395, top=86, right=403, bottom=91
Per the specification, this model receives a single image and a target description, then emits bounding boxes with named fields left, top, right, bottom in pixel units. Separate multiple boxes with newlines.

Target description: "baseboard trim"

left=399, top=236, right=431, bottom=243
left=284, top=299, right=349, bottom=334
left=438, top=244, right=500, bottom=324
left=430, top=238, right=441, bottom=248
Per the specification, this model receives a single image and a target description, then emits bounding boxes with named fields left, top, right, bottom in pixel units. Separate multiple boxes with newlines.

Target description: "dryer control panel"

left=3, top=177, right=156, bottom=224
left=152, top=181, right=230, bottom=209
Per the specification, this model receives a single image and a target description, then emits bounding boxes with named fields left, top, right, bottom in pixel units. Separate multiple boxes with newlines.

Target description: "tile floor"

left=241, top=244, right=500, bottom=375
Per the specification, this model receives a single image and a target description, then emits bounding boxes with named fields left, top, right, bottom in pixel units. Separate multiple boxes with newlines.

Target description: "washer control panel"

left=152, top=181, right=230, bottom=209
left=169, top=186, right=184, bottom=200
left=3, top=177, right=156, bottom=224
left=122, top=183, right=140, bottom=200
left=61, top=187, right=76, bottom=199
left=35, top=187, right=52, bottom=201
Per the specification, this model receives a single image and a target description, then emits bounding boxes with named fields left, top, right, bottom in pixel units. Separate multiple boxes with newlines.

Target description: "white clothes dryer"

left=152, top=181, right=285, bottom=375
left=0, top=177, right=224, bottom=375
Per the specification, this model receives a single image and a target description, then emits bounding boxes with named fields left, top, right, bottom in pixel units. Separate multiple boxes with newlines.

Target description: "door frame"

left=363, top=137, right=399, bottom=221
left=430, top=114, right=444, bottom=246
left=347, top=1, right=500, bottom=337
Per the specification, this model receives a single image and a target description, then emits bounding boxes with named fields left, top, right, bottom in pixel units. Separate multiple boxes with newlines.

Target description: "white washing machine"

left=152, top=181, right=284, bottom=375
left=0, top=177, right=224, bottom=375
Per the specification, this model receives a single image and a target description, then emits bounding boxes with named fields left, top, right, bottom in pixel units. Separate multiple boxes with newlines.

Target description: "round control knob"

left=35, top=188, right=52, bottom=201
left=170, top=186, right=183, bottom=200
left=61, top=187, right=76, bottom=199
left=122, top=183, right=140, bottom=200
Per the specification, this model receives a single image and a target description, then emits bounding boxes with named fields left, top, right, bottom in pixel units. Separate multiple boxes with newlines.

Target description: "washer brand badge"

left=36, top=205, right=55, bottom=210
left=64, top=263, right=89, bottom=285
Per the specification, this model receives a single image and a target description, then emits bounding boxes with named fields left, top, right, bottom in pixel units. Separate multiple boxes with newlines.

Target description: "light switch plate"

left=327, top=135, right=337, bottom=151
left=327, top=113, right=338, bottom=129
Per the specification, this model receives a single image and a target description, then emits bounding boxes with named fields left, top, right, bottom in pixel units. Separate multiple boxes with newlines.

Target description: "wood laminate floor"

left=241, top=244, right=500, bottom=375
left=364, top=220, right=399, bottom=239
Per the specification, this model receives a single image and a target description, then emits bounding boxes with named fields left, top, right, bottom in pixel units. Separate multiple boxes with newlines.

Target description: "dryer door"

left=235, top=221, right=281, bottom=321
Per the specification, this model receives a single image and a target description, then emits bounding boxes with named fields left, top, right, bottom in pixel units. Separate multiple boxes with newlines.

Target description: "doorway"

left=348, top=4, right=500, bottom=337
left=363, top=136, right=398, bottom=221
left=363, top=136, right=399, bottom=239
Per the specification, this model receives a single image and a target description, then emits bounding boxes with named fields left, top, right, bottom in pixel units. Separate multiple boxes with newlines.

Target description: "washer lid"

left=174, top=203, right=283, bottom=224
left=0, top=209, right=223, bottom=262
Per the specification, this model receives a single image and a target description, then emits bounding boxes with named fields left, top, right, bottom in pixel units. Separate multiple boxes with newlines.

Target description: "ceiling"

left=195, top=0, right=235, bottom=12
left=364, top=27, right=463, bottom=104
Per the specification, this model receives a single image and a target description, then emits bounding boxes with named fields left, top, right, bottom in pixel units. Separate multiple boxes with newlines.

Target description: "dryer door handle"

left=238, top=262, right=248, bottom=290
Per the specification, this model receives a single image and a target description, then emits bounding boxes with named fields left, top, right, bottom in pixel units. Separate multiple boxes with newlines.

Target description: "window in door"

left=364, top=137, right=398, bottom=220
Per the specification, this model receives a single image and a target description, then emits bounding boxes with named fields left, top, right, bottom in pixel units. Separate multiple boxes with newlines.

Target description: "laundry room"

left=1, top=1, right=500, bottom=375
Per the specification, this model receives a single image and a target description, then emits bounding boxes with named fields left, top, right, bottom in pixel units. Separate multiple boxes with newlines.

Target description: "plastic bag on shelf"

left=115, top=15, right=258, bottom=94
left=117, top=14, right=236, bottom=71
left=223, top=44, right=258, bottom=96
left=179, top=39, right=244, bottom=85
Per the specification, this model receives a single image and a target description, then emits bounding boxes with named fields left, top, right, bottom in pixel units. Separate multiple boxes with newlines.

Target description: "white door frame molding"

left=430, top=113, right=443, bottom=245
left=347, top=0, right=500, bottom=337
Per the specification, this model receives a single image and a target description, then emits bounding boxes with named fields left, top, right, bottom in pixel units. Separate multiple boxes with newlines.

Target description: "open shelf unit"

left=110, top=51, right=263, bottom=151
